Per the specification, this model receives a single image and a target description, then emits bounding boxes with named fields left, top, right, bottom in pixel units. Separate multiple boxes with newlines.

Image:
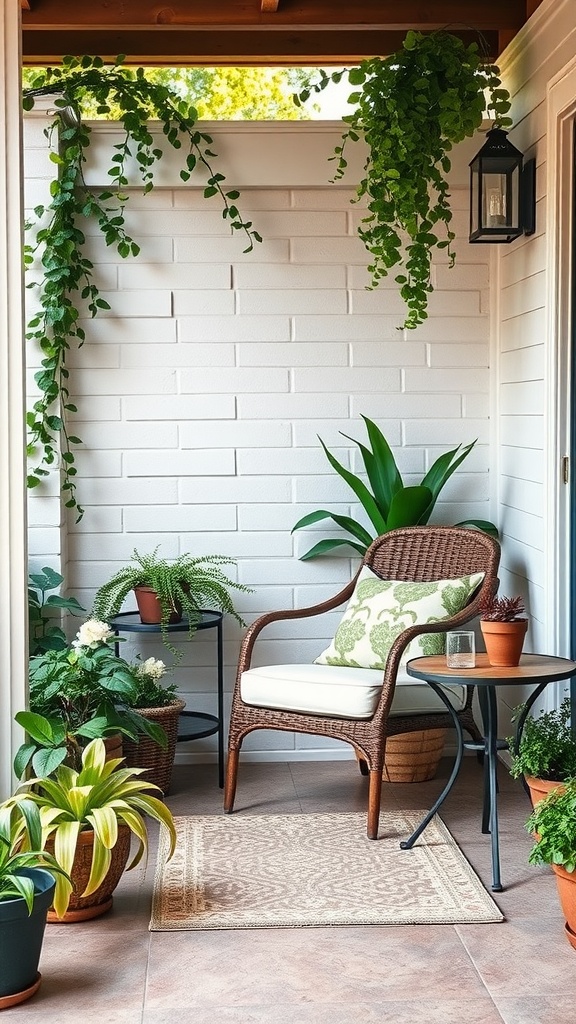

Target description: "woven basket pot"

left=382, top=728, right=448, bottom=784
left=122, top=698, right=186, bottom=795
left=46, top=823, right=131, bottom=923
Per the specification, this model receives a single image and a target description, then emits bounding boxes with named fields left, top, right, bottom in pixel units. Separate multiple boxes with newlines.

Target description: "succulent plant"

left=479, top=595, right=526, bottom=622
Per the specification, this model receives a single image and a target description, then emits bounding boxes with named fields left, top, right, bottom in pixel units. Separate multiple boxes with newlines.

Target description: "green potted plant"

left=120, top=656, right=185, bottom=795
left=479, top=595, right=528, bottom=667
left=525, top=780, right=576, bottom=949
left=292, top=415, right=498, bottom=559
left=508, top=698, right=576, bottom=806
left=296, top=31, right=513, bottom=330
left=28, top=566, right=85, bottom=655
left=7, top=737, right=177, bottom=922
left=92, top=547, right=252, bottom=655
left=0, top=800, right=68, bottom=1008
left=15, top=618, right=167, bottom=778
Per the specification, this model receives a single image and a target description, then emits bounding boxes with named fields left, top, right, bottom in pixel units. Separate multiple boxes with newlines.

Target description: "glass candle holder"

left=446, top=630, right=476, bottom=669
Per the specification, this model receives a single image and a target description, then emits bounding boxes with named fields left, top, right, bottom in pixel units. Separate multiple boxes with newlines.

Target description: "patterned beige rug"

left=150, top=811, right=503, bottom=930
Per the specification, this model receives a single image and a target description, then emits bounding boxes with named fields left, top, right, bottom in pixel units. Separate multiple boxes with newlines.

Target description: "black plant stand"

left=110, top=610, right=225, bottom=787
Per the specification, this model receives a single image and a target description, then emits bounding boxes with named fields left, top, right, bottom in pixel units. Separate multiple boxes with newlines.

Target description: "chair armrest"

left=236, top=575, right=358, bottom=676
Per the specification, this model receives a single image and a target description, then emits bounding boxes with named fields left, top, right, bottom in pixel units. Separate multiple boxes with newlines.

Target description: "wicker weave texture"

left=123, top=699, right=186, bottom=795
left=47, top=824, right=131, bottom=912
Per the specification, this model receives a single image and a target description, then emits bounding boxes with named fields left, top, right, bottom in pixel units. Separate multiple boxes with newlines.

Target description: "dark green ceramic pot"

left=0, top=868, right=55, bottom=1001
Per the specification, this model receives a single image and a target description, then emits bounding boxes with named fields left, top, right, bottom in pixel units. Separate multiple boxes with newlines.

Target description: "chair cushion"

left=240, top=663, right=467, bottom=720
left=315, top=566, right=484, bottom=671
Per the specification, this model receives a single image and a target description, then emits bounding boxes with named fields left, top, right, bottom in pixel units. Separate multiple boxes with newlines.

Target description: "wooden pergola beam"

left=21, top=0, right=540, bottom=64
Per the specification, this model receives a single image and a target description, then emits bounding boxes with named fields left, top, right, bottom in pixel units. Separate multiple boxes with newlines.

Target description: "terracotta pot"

left=134, top=585, right=181, bottom=625
left=525, top=776, right=566, bottom=808
left=480, top=618, right=528, bottom=667
left=122, top=698, right=186, bottom=794
left=46, top=824, right=131, bottom=923
left=552, top=864, right=576, bottom=949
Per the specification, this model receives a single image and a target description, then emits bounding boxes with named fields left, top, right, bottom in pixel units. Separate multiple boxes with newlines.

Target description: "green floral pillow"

left=315, top=567, right=484, bottom=670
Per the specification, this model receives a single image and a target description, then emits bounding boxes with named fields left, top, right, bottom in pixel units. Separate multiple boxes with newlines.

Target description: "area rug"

left=150, top=811, right=503, bottom=930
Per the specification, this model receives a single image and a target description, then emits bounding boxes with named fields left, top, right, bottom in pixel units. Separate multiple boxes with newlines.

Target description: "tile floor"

left=14, top=756, right=576, bottom=1023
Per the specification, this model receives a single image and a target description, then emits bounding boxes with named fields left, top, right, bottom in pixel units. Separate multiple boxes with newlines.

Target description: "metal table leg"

left=217, top=616, right=224, bottom=789
left=400, top=680, right=464, bottom=851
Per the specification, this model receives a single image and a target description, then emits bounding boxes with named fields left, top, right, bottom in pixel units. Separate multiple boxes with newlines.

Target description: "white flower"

left=73, top=619, right=115, bottom=649
left=136, top=656, right=166, bottom=680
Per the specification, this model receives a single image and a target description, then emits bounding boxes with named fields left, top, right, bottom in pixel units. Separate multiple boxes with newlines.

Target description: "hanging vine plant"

left=296, top=30, right=513, bottom=330
left=23, top=55, right=262, bottom=521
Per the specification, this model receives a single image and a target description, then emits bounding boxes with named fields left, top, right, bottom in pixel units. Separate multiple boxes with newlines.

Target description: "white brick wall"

left=25, top=119, right=492, bottom=762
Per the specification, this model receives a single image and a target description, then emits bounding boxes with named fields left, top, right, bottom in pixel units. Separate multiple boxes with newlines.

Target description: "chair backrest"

left=363, top=525, right=500, bottom=593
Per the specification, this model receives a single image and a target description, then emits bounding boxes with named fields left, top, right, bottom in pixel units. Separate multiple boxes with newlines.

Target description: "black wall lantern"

left=469, top=127, right=536, bottom=243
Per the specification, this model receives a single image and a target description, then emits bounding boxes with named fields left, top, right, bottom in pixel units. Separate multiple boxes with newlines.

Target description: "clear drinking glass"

left=446, top=630, right=476, bottom=669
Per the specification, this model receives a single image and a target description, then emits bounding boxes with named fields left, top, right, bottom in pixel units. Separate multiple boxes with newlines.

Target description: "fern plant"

left=508, top=699, right=576, bottom=783
left=92, top=548, right=252, bottom=654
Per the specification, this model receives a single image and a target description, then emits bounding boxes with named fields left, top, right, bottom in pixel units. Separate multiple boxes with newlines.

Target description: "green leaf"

left=300, top=538, right=367, bottom=560
left=386, top=485, right=434, bottom=530
left=318, top=438, right=387, bottom=535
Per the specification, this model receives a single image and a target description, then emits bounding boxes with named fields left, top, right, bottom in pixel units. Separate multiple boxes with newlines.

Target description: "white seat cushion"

left=240, top=663, right=466, bottom=720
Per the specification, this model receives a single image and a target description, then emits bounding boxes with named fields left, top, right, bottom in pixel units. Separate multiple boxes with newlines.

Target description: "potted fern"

left=525, top=780, right=576, bottom=949
left=479, top=595, right=528, bottom=667
left=92, top=547, right=251, bottom=655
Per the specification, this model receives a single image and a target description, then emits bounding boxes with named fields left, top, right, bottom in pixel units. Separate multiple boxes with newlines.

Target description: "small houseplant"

left=292, top=415, right=498, bottom=559
left=120, top=657, right=185, bottom=795
left=7, top=737, right=177, bottom=922
left=525, top=780, right=576, bottom=948
left=92, top=547, right=251, bottom=655
left=15, top=618, right=167, bottom=778
left=28, top=566, right=85, bottom=655
left=508, top=698, right=576, bottom=806
left=0, top=800, right=68, bottom=1007
left=479, top=595, right=528, bottom=667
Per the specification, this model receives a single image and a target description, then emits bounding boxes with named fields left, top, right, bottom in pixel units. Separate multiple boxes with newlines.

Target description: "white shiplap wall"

left=495, top=0, right=576, bottom=731
left=25, top=117, right=493, bottom=762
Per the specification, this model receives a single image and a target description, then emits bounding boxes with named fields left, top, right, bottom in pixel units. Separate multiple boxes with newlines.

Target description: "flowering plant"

left=15, top=619, right=171, bottom=778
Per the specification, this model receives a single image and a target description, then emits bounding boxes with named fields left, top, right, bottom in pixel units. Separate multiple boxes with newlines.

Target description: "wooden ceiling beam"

left=21, top=28, right=501, bottom=65
left=21, top=0, right=526, bottom=31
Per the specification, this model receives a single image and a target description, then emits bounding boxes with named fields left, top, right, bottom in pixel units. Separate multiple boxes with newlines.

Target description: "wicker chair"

left=224, top=526, right=500, bottom=838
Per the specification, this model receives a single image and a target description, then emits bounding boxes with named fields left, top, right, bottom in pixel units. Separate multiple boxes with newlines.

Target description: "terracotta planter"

left=122, top=698, right=186, bottom=794
left=552, top=864, right=576, bottom=949
left=480, top=618, right=528, bottom=667
left=46, top=824, right=131, bottom=923
left=134, top=585, right=181, bottom=625
left=525, top=775, right=566, bottom=808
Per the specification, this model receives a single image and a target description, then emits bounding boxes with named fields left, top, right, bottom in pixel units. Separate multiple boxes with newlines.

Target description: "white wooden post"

left=0, top=0, right=28, bottom=799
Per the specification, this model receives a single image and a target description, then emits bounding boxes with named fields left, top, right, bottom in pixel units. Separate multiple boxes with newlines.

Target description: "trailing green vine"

left=296, top=30, right=513, bottom=330
left=23, top=55, right=262, bottom=521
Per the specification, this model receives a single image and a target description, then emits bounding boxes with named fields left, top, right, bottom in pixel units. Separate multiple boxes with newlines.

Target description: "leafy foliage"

left=28, top=565, right=85, bottom=655
left=480, top=594, right=526, bottom=622
left=92, top=547, right=252, bottom=654
left=291, top=415, right=498, bottom=559
left=23, top=55, right=262, bottom=520
left=15, top=620, right=168, bottom=778
left=0, top=799, right=68, bottom=912
left=296, top=31, right=513, bottom=329
left=7, top=738, right=177, bottom=918
left=526, top=780, right=576, bottom=873
left=508, top=699, right=576, bottom=782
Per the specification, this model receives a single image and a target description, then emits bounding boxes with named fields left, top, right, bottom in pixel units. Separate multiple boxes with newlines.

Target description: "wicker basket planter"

left=382, top=728, right=448, bottom=783
left=122, top=698, right=186, bottom=794
left=46, top=825, right=131, bottom=923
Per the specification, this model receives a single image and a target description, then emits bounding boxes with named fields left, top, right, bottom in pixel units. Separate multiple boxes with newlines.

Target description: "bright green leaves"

left=23, top=56, right=261, bottom=521
left=292, top=416, right=498, bottom=559
left=298, top=31, right=513, bottom=330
